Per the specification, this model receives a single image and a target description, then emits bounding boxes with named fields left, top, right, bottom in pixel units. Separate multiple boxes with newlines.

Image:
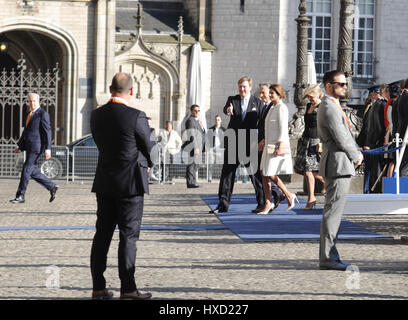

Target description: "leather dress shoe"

left=120, top=290, right=152, bottom=300
left=187, top=184, right=200, bottom=188
left=10, top=196, right=25, bottom=204
left=92, top=289, right=114, bottom=300
left=49, top=185, right=58, bottom=203
left=319, top=261, right=351, bottom=271
left=251, top=206, right=263, bottom=213
left=209, top=206, right=228, bottom=214
left=274, top=194, right=286, bottom=209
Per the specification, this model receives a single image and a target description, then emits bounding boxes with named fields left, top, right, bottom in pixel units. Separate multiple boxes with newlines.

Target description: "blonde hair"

left=238, top=76, right=252, bottom=87
left=302, top=84, right=324, bottom=100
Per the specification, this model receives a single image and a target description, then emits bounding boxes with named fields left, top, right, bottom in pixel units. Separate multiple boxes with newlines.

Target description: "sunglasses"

left=193, top=109, right=200, bottom=112
left=330, top=82, right=348, bottom=88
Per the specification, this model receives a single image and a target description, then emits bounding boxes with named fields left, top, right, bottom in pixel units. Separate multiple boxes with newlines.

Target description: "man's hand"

left=13, top=147, right=20, bottom=154
left=227, top=103, right=234, bottom=116
left=354, top=151, right=364, bottom=166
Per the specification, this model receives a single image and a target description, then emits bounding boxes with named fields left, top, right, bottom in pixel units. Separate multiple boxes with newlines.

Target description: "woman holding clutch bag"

left=258, top=84, right=297, bottom=214
left=294, top=84, right=326, bottom=209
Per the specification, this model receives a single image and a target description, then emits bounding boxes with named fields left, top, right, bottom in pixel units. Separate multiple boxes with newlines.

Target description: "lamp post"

left=337, top=0, right=354, bottom=109
left=290, top=0, right=310, bottom=139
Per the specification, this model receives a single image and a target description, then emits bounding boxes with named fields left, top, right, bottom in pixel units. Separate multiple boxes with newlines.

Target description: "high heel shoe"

left=257, top=202, right=275, bottom=215
left=304, top=200, right=316, bottom=210
left=286, top=193, right=299, bottom=211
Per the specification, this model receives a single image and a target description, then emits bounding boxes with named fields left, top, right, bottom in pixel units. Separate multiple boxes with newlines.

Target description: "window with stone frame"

left=306, top=0, right=332, bottom=77
left=352, top=0, right=375, bottom=80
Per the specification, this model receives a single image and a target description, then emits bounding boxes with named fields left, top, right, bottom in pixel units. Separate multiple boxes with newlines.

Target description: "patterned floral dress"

left=294, top=103, right=321, bottom=174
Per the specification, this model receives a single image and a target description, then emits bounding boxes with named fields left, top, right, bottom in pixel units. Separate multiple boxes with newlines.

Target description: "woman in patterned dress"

left=294, top=84, right=325, bottom=209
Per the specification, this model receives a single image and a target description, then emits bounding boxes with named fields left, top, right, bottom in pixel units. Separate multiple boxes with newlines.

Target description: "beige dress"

left=260, top=100, right=293, bottom=176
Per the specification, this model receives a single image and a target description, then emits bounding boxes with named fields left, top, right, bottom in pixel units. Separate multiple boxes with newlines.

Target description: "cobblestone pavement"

left=0, top=177, right=407, bottom=300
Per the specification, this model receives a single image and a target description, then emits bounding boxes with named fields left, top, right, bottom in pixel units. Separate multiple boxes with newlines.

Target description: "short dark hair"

left=322, top=70, right=345, bottom=86
left=190, top=104, right=200, bottom=111
left=110, top=72, right=133, bottom=93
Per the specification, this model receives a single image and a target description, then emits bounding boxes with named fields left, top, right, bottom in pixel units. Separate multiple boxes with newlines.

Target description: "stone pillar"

left=94, top=0, right=116, bottom=107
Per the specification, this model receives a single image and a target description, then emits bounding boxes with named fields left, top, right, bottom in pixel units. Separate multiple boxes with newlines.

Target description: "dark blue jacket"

left=17, top=107, right=52, bottom=153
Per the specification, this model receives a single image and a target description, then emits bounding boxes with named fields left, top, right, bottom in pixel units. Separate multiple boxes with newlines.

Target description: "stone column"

left=94, top=0, right=116, bottom=107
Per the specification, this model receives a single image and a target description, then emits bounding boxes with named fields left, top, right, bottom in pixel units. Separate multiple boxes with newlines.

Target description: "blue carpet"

left=0, top=224, right=227, bottom=232
left=201, top=194, right=390, bottom=241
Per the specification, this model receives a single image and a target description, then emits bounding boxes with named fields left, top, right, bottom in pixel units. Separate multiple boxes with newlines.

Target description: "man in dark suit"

left=184, top=104, right=206, bottom=188
left=10, top=93, right=58, bottom=203
left=210, top=76, right=264, bottom=213
left=90, top=72, right=154, bottom=300
left=397, top=78, right=408, bottom=176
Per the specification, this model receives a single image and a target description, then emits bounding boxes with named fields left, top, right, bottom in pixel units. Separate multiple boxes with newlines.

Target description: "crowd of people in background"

left=145, top=74, right=408, bottom=208
left=357, top=78, right=408, bottom=193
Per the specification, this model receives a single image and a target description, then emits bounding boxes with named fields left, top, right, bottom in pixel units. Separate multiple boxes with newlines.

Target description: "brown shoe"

left=120, top=290, right=152, bottom=300
left=92, top=289, right=114, bottom=300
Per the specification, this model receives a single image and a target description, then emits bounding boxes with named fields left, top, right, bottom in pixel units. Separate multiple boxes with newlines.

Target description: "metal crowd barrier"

left=0, top=144, right=69, bottom=183
left=0, top=144, right=252, bottom=184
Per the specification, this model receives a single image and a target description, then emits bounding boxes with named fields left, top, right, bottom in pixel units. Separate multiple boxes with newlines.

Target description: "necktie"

left=241, top=98, right=246, bottom=120
left=26, top=111, right=33, bottom=127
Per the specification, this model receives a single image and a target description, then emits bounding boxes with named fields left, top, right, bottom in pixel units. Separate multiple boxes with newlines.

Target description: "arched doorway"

left=0, top=19, right=79, bottom=145
left=0, top=31, right=63, bottom=145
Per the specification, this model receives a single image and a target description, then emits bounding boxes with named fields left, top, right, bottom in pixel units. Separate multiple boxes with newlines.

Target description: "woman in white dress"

left=258, top=84, right=298, bottom=214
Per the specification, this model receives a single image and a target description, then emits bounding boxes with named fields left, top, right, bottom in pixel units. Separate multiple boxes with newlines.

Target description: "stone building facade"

left=0, top=0, right=407, bottom=145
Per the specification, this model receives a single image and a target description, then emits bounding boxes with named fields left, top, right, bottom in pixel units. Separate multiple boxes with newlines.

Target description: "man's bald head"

left=110, top=73, right=133, bottom=95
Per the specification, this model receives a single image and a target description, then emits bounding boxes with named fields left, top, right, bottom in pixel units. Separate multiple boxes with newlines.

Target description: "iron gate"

left=0, top=53, right=59, bottom=145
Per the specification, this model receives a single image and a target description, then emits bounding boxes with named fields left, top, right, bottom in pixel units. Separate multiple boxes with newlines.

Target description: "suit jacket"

left=91, top=101, right=154, bottom=197
left=397, top=90, right=408, bottom=135
left=223, top=94, right=262, bottom=131
left=258, top=101, right=273, bottom=142
left=317, top=95, right=360, bottom=178
left=17, top=107, right=52, bottom=154
left=263, top=100, right=290, bottom=145
left=208, top=125, right=226, bottom=150
left=183, top=115, right=206, bottom=155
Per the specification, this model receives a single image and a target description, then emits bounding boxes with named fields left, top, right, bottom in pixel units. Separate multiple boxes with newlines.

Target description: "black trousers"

left=16, top=151, right=55, bottom=197
left=218, top=162, right=264, bottom=210
left=90, top=193, right=144, bottom=293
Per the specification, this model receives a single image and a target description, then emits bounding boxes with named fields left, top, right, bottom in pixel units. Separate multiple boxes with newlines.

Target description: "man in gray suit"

left=317, top=70, right=363, bottom=271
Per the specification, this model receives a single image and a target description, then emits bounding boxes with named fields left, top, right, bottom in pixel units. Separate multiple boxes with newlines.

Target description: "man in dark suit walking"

left=90, top=72, right=154, bottom=300
left=184, top=104, right=206, bottom=188
left=10, top=93, right=58, bottom=203
left=210, top=76, right=265, bottom=213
